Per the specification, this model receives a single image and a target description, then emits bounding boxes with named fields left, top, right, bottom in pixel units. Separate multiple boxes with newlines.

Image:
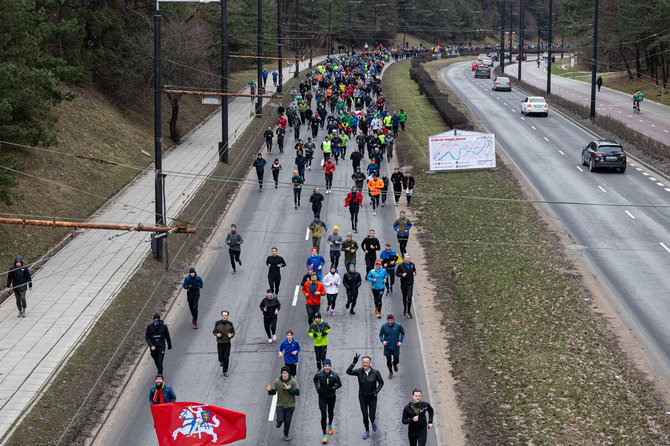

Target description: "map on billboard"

left=428, top=129, right=496, bottom=171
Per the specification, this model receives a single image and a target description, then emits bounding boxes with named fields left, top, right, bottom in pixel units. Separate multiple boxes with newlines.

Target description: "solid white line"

left=531, top=125, right=536, bottom=130
left=576, top=166, right=583, bottom=172
left=625, top=210, right=636, bottom=219
left=305, top=228, right=310, bottom=240
left=598, top=185, right=607, bottom=192
left=268, top=394, right=278, bottom=421
left=558, top=150, right=565, bottom=155
left=543, top=137, right=549, bottom=142
left=292, top=285, right=299, bottom=306
left=660, top=242, right=670, bottom=254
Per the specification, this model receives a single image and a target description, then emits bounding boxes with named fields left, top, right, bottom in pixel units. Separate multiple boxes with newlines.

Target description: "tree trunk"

left=619, top=41, right=632, bottom=79
left=635, top=43, right=641, bottom=79
left=168, top=94, right=181, bottom=143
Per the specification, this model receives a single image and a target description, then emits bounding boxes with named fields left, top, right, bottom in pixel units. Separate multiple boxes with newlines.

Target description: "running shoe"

left=362, top=431, right=370, bottom=439
left=238, top=259, right=242, bottom=265
left=330, top=310, right=334, bottom=316
left=372, top=421, right=377, bottom=432
left=328, top=425, right=333, bottom=435
left=407, top=311, right=413, bottom=319
left=322, top=434, right=328, bottom=443
left=394, top=364, right=399, bottom=372
left=272, top=334, right=277, bottom=342
left=268, top=338, right=273, bottom=344
left=192, top=322, right=199, bottom=329
left=326, top=305, right=330, bottom=312
left=388, top=373, right=393, bottom=379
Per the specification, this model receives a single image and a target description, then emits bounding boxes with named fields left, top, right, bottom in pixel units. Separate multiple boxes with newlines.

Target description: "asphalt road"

left=442, top=62, right=670, bottom=376
left=93, top=110, right=438, bottom=444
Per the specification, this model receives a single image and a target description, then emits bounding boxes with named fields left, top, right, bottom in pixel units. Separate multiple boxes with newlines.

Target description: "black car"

left=475, top=65, right=491, bottom=79
left=581, top=140, right=626, bottom=173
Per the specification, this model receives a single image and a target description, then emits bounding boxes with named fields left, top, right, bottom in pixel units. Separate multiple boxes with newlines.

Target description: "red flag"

left=151, top=402, right=246, bottom=445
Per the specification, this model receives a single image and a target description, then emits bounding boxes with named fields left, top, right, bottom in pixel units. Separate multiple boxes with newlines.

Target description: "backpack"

left=635, top=92, right=644, bottom=102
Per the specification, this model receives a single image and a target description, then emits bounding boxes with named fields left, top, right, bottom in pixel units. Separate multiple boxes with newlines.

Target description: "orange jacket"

left=302, top=280, right=325, bottom=306
left=368, top=178, right=384, bottom=196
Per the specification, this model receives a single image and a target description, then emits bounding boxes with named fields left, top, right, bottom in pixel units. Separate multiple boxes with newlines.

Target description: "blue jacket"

left=367, top=162, right=380, bottom=176
left=183, top=274, right=203, bottom=299
left=149, top=384, right=176, bottom=405
left=366, top=268, right=388, bottom=290
left=379, top=249, right=398, bottom=270
left=306, top=255, right=326, bottom=280
left=278, top=338, right=301, bottom=364
left=379, top=321, right=405, bottom=352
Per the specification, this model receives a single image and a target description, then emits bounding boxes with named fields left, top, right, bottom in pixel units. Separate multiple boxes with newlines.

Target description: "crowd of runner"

left=147, top=49, right=434, bottom=446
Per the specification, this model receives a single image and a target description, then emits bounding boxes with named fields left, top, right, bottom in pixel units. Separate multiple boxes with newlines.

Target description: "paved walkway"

left=0, top=56, right=326, bottom=440
left=503, top=59, right=670, bottom=145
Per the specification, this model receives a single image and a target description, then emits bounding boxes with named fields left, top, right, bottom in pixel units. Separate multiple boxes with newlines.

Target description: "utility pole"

left=403, top=6, right=417, bottom=50
left=500, top=0, right=505, bottom=72
left=590, top=0, right=599, bottom=118
left=310, top=0, right=314, bottom=68
left=294, top=0, right=299, bottom=78
left=547, top=0, right=552, bottom=94
left=469, top=10, right=480, bottom=48
left=509, top=8, right=514, bottom=63
left=153, top=5, right=165, bottom=262
left=219, top=0, right=229, bottom=163
left=256, top=0, right=263, bottom=115
left=373, top=3, right=387, bottom=49
left=327, top=0, right=331, bottom=58
left=518, top=0, right=524, bottom=81
left=278, top=0, right=283, bottom=93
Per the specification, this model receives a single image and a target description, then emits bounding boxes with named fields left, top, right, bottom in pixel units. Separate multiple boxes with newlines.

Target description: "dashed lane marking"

left=635, top=168, right=643, bottom=171
left=657, top=183, right=665, bottom=187
left=665, top=188, right=670, bottom=192
left=292, top=285, right=299, bottom=306
left=531, top=126, right=536, bottom=130
left=558, top=150, right=565, bottom=155
left=305, top=228, right=310, bottom=240
left=643, top=172, right=650, bottom=176
left=268, top=394, right=278, bottom=421
left=576, top=166, right=584, bottom=172
left=660, top=242, right=670, bottom=254
left=520, top=116, right=525, bottom=120
left=598, top=185, right=607, bottom=192
left=650, top=177, right=657, bottom=181
left=625, top=210, right=636, bottom=219
left=543, top=137, right=549, bottom=142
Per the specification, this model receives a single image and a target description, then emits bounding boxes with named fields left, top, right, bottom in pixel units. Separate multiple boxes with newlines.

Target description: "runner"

left=264, top=126, right=274, bottom=152
left=323, top=265, right=341, bottom=316
left=271, top=158, right=282, bottom=189
left=361, top=229, right=381, bottom=274
left=182, top=267, right=203, bottom=329
left=310, top=188, right=325, bottom=216
left=379, top=314, right=405, bottom=379
left=393, top=210, right=413, bottom=255
left=308, top=312, right=331, bottom=370
left=306, top=247, right=327, bottom=280
left=302, top=273, right=325, bottom=324
left=295, top=151, right=307, bottom=179
left=313, top=359, right=343, bottom=443
left=380, top=172, right=389, bottom=207
left=309, top=213, right=328, bottom=249
left=322, top=157, right=336, bottom=194
left=149, top=374, right=176, bottom=405
left=321, top=137, right=332, bottom=161
left=276, top=127, right=286, bottom=153
left=350, top=146, right=363, bottom=172
left=304, top=137, right=316, bottom=170
left=403, top=171, right=415, bottom=206
left=278, top=330, right=301, bottom=376
left=291, top=170, right=304, bottom=209
left=379, top=244, right=399, bottom=295
left=253, top=153, right=267, bottom=191
left=401, top=389, right=434, bottom=446
left=396, top=254, right=417, bottom=318
left=225, top=224, right=243, bottom=274
left=265, top=367, right=300, bottom=442
left=399, top=108, right=407, bottom=132
left=341, top=232, right=359, bottom=267
left=260, top=289, right=281, bottom=343
left=391, top=167, right=405, bottom=207
left=326, top=226, right=343, bottom=268
left=346, top=354, right=384, bottom=439
left=343, top=264, right=362, bottom=314
left=213, top=310, right=235, bottom=377
left=368, top=173, right=384, bottom=216
left=145, top=313, right=172, bottom=375
left=266, top=247, right=287, bottom=296
left=6, top=256, right=32, bottom=318
left=345, top=186, right=363, bottom=232
left=367, top=260, right=388, bottom=318
left=352, top=167, right=366, bottom=192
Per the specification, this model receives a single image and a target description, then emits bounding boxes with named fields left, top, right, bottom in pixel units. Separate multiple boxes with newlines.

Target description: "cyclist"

left=633, top=89, right=643, bottom=113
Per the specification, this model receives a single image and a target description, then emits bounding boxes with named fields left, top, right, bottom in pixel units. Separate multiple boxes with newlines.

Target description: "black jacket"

left=346, top=363, right=384, bottom=397
left=350, top=151, right=362, bottom=167
left=395, top=262, right=416, bottom=286
left=361, top=237, right=381, bottom=259
left=403, top=175, right=415, bottom=190
left=310, top=193, right=324, bottom=213
left=402, top=401, right=434, bottom=434
left=266, top=255, right=287, bottom=274
left=313, top=369, right=342, bottom=398
left=145, top=320, right=172, bottom=350
left=6, top=258, right=32, bottom=292
left=391, top=172, right=405, bottom=189
left=259, top=296, right=281, bottom=318
left=342, top=271, right=362, bottom=292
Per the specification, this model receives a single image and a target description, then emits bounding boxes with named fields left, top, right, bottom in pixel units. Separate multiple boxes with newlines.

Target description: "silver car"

left=492, top=77, right=511, bottom=91
left=521, top=96, right=548, bottom=116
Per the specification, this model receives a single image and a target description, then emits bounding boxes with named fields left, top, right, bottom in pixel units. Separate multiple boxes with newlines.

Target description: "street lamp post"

left=327, top=0, right=332, bottom=58
left=294, top=0, right=299, bottom=78
left=153, top=6, right=165, bottom=262
left=256, top=0, right=262, bottom=115
left=518, top=0, right=524, bottom=81
left=403, top=6, right=417, bottom=49
left=373, top=3, right=387, bottom=49
left=547, top=0, right=552, bottom=94
left=500, top=0, right=505, bottom=72
left=590, top=0, right=599, bottom=118
left=310, top=0, right=314, bottom=68
left=277, top=0, right=283, bottom=93
left=219, top=0, right=229, bottom=163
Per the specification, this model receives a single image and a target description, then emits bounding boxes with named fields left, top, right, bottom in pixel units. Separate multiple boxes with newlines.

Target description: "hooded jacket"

left=394, top=216, right=413, bottom=238
left=323, top=271, right=341, bottom=294
left=268, top=375, right=300, bottom=408
left=366, top=267, right=388, bottom=290
left=278, top=338, right=301, bottom=364
left=308, top=319, right=331, bottom=346
left=183, top=272, right=203, bottom=299
left=346, top=363, right=384, bottom=397
left=225, top=231, right=243, bottom=251
left=313, top=369, right=342, bottom=399
left=302, top=280, right=325, bottom=306
left=343, top=270, right=362, bottom=292
left=260, top=295, right=281, bottom=319
left=6, top=257, right=32, bottom=292
left=305, top=254, right=326, bottom=279
left=145, top=319, right=172, bottom=350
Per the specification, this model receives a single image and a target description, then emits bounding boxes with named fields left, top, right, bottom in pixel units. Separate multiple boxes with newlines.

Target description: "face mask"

left=153, top=320, right=160, bottom=325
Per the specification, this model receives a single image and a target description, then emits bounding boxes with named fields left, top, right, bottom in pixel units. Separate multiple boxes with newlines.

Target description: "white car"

left=521, top=96, right=548, bottom=116
left=482, top=58, right=494, bottom=67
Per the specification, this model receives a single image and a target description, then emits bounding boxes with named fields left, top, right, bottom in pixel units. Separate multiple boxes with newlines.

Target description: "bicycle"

left=633, top=100, right=640, bottom=114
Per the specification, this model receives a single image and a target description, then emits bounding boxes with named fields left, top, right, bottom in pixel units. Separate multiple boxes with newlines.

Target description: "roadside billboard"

left=428, top=129, right=496, bottom=171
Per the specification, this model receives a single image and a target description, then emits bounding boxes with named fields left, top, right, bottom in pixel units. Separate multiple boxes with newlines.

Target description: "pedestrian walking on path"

left=396, top=255, right=417, bottom=318
left=271, top=159, right=282, bottom=189
left=145, top=313, right=172, bottom=375
left=308, top=312, right=331, bottom=370
left=292, top=171, right=304, bottom=209
left=394, top=210, right=413, bottom=256
left=345, top=187, right=363, bottom=233
left=302, top=273, right=325, bottom=324
left=323, top=266, right=341, bottom=316
left=225, top=224, right=243, bottom=274
left=253, top=153, right=267, bottom=191
left=346, top=354, right=384, bottom=439
left=313, top=359, right=343, bottom=444
left=391, top=167, right=404, bottom=206
left=362, top=229, right=381, bottom=275
left=6, top=256, right=32, bottom=317
left=402, top=389, right=435, bottom=446
left=596, top=75, right=603, bottom=92
left=310, top=214, right=328, bottom=249
left=278, top=330, right=301, bottom=376
left=266, top=247, right=287, bottom=296
left=306, top=247, right=326, bottom=280
left=322, top=158, right=336, bottom=193
left=310, top=188, right=325, bottom=216
left=403, top=172, right=415, bottom=206
left=367, top=260, right=388, bottom=318
left=341, top=232, right=358, bottom=267
left=266, top=367, right=300, bottom=442
left=149, top=374, right=176, bottom=405
left=260, top=289, right=281, bottom=343
left=213, top=310, right=235, bottom=376
left=380, top=244, right=400, bottom=295
left=327, top=226, right=343, bottom=268
left=343, top=264, right=362, bottom=314
left=368, top=173, right=384, bottom=216
left=379, top=315, right=405, bottom=379
left=183, top=267, right=203, bottom=329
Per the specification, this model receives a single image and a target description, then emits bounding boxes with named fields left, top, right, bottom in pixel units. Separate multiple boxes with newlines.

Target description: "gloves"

left=353, top=353, right=360, bottom=364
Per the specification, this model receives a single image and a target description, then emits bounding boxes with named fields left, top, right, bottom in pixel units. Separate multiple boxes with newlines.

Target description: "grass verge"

left=384, top=59, right=670, bottom=445
left=3, top=71, right=307, bottom=445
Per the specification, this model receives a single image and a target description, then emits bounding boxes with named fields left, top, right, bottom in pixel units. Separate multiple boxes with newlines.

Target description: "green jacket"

left=383, top=115, right=392, bottom=127
left=308, top=320, right=331, bottom=347
left=399, top=112, right=407, bottom=122
left=268, top=376, right=300, bottom=408
left=341, top=240, right=358, bottom=265
left=213, top=319, right=235, bottom=344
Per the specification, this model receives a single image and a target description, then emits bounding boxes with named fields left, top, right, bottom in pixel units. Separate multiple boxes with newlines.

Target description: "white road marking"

left=665, top=130, right=669, bottom=133
left=558, top=150, right=565, bottom=155
left=292, top=285, right=299, bottom=306
left=598, top=186, right=607, bottom=192
left=543, top=137, right=549, bottom=142
left=651, top=124, right=656, bottom=127
left=660, top=242, right=670, bottom=254
left=656, top=182, right=665, bottom=186
left=625, top=210, right=636, bottom=219
left=576, top=166, right=584, bottom=172
left=630, top=163, right=637, bottom=166
left=305, top=228, right=310, bottom=240
left=520, top=116, right=525, bottom=120
left=531, top=126, right=536, bottom=130
left=268, top=394, right=278, bottom=421
left=665, top=188, right=670, bottom=192
left=642, top=172, right=650, bottom=176
left=635, top=168, right=643, bottom=171
left=650, top=177, right=657, bottom=181
left=503, top=102, right=507, bottom=106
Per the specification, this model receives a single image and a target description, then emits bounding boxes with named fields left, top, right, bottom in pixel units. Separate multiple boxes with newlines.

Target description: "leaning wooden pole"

left=0, top=218, right=196, bottom=233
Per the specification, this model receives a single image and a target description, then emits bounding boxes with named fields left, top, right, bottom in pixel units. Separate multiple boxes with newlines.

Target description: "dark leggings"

left=187, top=297, right=199, bottom=323
left=402, top=284, right=414, bottom=313
left=284, top=362, right=297, bottom=376
left=393, top=186, right=402, bottom=203
left=256, top=171, right=264, bottom=188
left=315, top=345, right=327, bottom=370
left=371, top=195, right=380, bottom=210
left=346, top=291, right=358, bottom=311
left=229, top=249, right=240, bottom=271
left=217, top=342, right=231, bottom=372
left=276, top=406, right=294, bottom=436
left=398, top=238, right=408, bottom=255
left=386, top=352, right=400, bottom=373
left=372, top=289, right=384, bottom=313
left=319, top=396, right=336, bottom=433
left=293, top=188, right=302, bottom=205
left=263, top=316, right=277, bottom=339
left=268, top=272, right=281, bottom=294
left=325, top=173, right=333, bottom=189
left=409, top=429, right=428, bottom=446
left=150, top=348, right=165, bottom=374
left=350, top=207, right=359, bottom=229
left=326, top=293, right=338, bottom=309
left=330, top=251, right=340, bottom=269
left=358, top=394, right=377, bottom=431
left=385, top=270, right=395, bottom=290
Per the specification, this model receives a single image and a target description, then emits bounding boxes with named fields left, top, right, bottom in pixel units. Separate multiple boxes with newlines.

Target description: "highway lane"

left=93, top=110, right=438, bottom=444
left=442, top=62, right=670, bottom=374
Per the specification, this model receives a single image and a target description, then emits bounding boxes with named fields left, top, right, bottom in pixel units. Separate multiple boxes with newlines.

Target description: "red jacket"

left=345, top=191, right=363, bottom=207
left=322, top=161, right=336, bottom=175
left=277, top=117, right=287, bottom=129
left=302, top=281, right=325, bottom=306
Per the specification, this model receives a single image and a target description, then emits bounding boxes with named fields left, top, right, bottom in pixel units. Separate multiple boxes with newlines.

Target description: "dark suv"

left=581, top=140, right=626, bottom=173
left=475, top=65, right=491, bottom=79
